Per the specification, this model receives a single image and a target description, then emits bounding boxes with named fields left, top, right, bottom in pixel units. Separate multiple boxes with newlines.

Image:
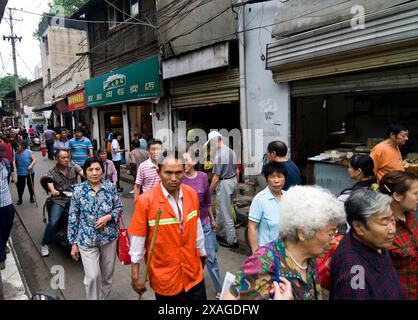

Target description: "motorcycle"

left=29, top=133, right=42, bottom=151
left=40, top=176, right=73, bottom=255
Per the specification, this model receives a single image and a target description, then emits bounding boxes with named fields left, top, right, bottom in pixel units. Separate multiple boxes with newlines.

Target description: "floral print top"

left=68, top=180, right=123, bottom=248
left=230, top=239, right=322, bottom=300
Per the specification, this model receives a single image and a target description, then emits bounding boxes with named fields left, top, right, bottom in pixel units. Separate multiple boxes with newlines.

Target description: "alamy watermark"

left=50, top=265, right=65, bottom=290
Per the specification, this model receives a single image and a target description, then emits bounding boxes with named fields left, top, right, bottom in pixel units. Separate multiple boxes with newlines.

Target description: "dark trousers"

left=0, top=204, right=15, bottom=262
left=46, top=140, right=54, bottom=160
left=113, top=160, right=121, bottom=189
left=155, top=280, right=207, bottom=301
left=16, top=174, right=35, bottom=201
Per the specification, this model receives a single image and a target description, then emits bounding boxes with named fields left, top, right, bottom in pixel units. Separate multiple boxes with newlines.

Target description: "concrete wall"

left=41, top=26, right=90, bottom=103
left=21, top=79, right=44, bottom=108
left=157, top=0, right=238, bottom=56
left=243, top=1, right=290, bottom=175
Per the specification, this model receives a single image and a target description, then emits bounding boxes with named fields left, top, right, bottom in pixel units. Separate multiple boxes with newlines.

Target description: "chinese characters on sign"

left=84, top=55, right=161, bottom=107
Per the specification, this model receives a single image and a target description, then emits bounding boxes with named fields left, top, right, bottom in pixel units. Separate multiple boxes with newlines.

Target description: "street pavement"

left=6, top=151, right=249, bottom=300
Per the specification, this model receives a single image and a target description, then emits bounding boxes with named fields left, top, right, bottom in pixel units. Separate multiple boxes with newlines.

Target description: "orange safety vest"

left=128, top=183, right=203, bottom=296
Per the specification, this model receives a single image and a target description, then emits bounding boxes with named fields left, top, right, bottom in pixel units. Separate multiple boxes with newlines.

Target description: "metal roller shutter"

left=170, top=68, right=239, bottom=109
left=291, top=65, right=418, bottom=97
left=266, top=1, right=418, bottom=83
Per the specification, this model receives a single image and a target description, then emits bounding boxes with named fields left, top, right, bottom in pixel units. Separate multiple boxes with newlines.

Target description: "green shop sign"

left=84, top=55, right=160, bottom=107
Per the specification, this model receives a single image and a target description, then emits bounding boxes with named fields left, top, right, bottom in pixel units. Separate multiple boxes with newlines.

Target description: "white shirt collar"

left=147, top=157, right=158, bottom=169
left=160, top=182, right=183, bottom=201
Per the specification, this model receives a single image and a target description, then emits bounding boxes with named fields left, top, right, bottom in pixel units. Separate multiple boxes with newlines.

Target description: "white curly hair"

left=279, top=185, right=345, bottom=241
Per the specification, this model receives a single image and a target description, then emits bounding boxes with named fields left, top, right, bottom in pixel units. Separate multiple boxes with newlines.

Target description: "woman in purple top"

left=98, top=149, right=117, bottom=186
left=183, top=150, right=223, bottom=298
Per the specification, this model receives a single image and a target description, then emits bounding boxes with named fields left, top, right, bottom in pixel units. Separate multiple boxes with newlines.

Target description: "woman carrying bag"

left=68, top=157, right=123, bottom=300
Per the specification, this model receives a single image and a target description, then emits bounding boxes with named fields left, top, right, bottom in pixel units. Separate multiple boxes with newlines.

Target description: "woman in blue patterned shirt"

left=68, top=156, right=123, bottom=300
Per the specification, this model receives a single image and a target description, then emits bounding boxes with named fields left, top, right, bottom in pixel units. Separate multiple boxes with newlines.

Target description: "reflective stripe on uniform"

left=186, top=210, right=198, bottom=221
left=148, top=217, right=179, bottom=227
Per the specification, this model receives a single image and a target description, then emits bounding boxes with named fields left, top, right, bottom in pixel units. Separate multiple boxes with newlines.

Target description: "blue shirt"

left=68, top=180, right=123, bottom=248
left=69, top=136, right=93, bottom=167
left=248, top=187, right=283, bottom=246
left=282, top=160, right=302, bottom=190
left=15, top=149, right=34, bottom=176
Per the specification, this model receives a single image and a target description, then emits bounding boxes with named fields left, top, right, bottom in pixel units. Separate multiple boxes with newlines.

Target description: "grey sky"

left=0, top=0, right=49, bottom=81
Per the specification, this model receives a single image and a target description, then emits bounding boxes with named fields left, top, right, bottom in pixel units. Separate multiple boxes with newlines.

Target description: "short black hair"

left=386, top=123, right=408, bottom=138
left=55, top=149, right=68, bottom=159
left=157, top=149, right=183, bottom=170
left=83, top=156, right=104, bottom=176
left=267, top=140, right=288, bottom=157
left=349, top=155, right=374, bottom=178
left=262, top=161, right=287, bottom=180
left=148, top=138, right=162, bottom=149
left=132, top=139, right=141, bottom=148
left=75, top=126, right=84, bottom=133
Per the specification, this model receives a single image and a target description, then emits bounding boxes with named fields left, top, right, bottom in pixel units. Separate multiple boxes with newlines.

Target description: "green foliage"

left=33, top=0, right=89, bottom=39
left=0, top=75, right=31, bottom=98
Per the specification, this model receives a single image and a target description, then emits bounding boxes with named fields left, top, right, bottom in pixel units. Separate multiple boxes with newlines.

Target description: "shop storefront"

left=266, top=1, right=418, bottom=194
left=169, top=68, right=241, bottom=135
left=84, top=55, right=161, bottom=151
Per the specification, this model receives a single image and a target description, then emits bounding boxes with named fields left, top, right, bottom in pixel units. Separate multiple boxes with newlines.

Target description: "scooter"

left=40, top=176, right=73, bottom=255
left=29, top=133, right=42, bottom=151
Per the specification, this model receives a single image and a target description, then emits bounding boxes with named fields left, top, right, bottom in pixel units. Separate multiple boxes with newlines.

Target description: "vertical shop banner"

left=84, top=55, right=161, bottom=107
left=68, top=90, right=86, bottom=111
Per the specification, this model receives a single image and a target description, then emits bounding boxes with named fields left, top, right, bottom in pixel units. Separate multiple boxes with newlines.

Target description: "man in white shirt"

left=110, top=132, right=127, bottom=192
left=128, top=151, right=207, bottom=300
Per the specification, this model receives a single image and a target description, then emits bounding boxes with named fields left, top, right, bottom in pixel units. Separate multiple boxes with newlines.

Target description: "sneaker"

left=41, top=245, right=49, bottom=257
left=5, top=245, right=10, bottom=254
left=17, top=199, right=22, bottom=205
left=0, top=261, right=5, bottom=270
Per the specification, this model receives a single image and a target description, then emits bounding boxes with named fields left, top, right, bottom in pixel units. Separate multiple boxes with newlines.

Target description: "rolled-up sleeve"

left=129, top=236, right=146, bottom=264
left=196, top=218, right=206, bottom=257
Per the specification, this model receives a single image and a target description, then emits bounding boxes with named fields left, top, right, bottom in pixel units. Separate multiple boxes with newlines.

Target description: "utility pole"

left=3, top=8, right=23, bottom=127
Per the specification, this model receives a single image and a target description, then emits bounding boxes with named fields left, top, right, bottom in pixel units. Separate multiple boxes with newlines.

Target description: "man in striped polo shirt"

left=68, top=127, right=93, bottom=169
left=134, top=139, right=162, bottom=200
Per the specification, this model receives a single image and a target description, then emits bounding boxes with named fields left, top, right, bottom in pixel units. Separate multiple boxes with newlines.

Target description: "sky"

left=0, top=0, right=50, bottom=81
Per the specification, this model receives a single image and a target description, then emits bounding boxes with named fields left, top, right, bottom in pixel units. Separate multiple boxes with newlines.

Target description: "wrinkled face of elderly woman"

left=353, top=206, right=396, bottom=251
left=299, top=223, right=338, bottom=259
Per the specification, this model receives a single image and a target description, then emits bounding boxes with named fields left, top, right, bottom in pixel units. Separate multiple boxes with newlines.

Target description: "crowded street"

left=1, top=0, right=418, bottom=308
left=6, top=151, right=247, bottom=300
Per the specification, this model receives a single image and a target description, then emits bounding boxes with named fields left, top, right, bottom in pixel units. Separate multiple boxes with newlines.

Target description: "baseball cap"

left=204, top=131, right=222, bottom=146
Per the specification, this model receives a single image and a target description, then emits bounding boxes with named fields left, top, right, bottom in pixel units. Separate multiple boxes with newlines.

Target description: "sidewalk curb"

left=11, top=208, right=66, bottom=300
left=7, top=237, right=30, bottom=299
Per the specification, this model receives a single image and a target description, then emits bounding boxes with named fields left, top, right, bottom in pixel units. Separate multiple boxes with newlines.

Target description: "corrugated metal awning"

left=266, top=1, right=418, bottom=83
left=170, top=68, right=239, bottom=109
left=291, top=64, right=418, bottom=97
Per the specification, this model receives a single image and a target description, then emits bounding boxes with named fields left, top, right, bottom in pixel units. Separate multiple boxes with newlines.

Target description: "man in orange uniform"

left=129, top=151, right=208, bottom=300
left=370, top=124, right=408, bottom=182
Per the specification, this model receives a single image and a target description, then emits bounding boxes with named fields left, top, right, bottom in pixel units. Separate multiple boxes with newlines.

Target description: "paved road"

left=10, top=151, right=248, bottom=300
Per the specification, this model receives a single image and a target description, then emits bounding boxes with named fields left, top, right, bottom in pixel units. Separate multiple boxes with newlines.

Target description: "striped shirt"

left=69, top=136, right=93, bottom=167
left=0, top=160, right=12, bottom=207
left=135, top=158, right=160, bottom=193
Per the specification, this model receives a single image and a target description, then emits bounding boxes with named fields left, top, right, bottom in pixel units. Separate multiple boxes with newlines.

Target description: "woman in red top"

left=379, top=170, right=418, bottom=299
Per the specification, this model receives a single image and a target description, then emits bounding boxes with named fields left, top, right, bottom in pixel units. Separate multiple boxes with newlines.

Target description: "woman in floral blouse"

left=68, top=156, right=123, bottom=300
left=222, top=186, right=345, bottom=300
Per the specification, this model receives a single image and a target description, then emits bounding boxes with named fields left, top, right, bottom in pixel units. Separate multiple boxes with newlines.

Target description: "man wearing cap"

left=206, top=131, right=239, bottom=248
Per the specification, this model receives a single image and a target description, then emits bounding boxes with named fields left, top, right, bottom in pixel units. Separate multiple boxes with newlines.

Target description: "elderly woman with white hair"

left=222, top=186, right=345, bottom=300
